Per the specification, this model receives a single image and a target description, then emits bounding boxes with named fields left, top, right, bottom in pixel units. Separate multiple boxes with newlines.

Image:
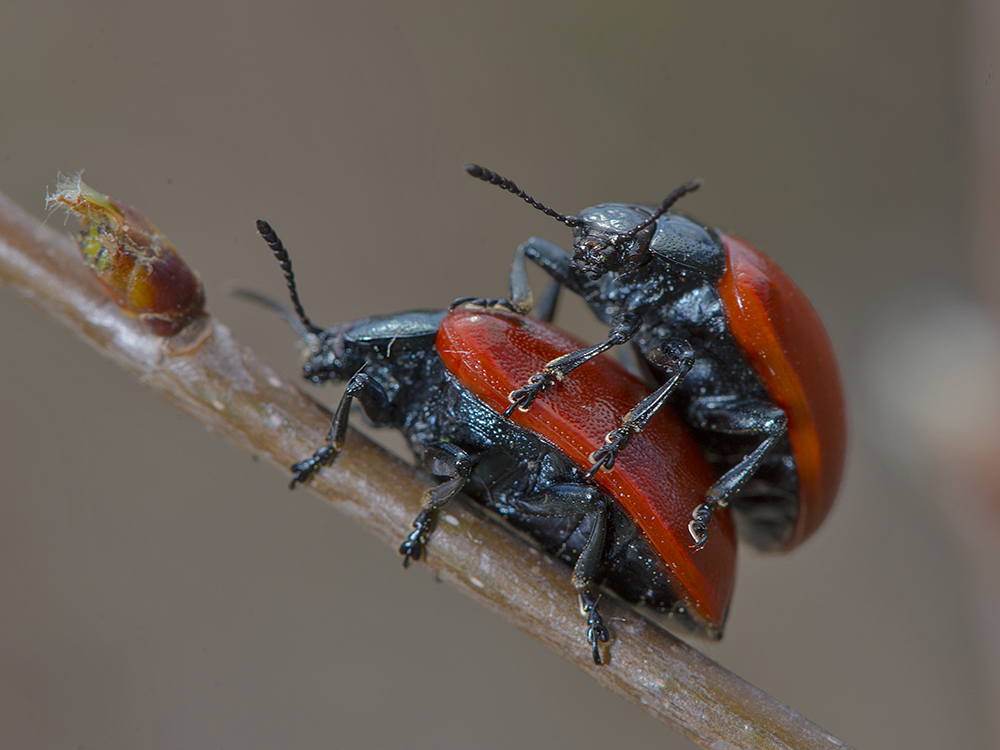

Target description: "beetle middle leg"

left=585, top=339, right=695, bottom=475
left=504, top=311, right=644, bottom=417
left=399, top=443, right=474, bottom=566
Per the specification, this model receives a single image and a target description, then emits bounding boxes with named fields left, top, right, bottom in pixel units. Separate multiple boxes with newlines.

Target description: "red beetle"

left=464, top=165, right=846, bottom=551
left=254, top=220, right=736, bottom=662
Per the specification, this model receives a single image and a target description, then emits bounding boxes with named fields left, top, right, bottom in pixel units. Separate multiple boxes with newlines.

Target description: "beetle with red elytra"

left=251, top=160, right=846, bottom=663
left=462, top=165, right=846, bottom=553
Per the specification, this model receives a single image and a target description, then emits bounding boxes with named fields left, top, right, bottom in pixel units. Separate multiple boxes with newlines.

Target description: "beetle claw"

left=504, top=373, right=554, bottom=417
left=688, top=503, right=714, bottom=549
left=582, top=595, right=610, bottom=665
left=587, top=427, right=633, bottom=477
left=289, top=446, right=337, bottom=488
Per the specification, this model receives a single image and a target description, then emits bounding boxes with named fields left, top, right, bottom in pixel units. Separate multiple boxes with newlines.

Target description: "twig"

left=0, top=187, right=852, bottom=750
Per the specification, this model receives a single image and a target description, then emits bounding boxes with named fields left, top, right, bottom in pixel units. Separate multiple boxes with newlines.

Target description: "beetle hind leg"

left=513, top=485, right=611, bottom=663
left=686, top=397, right=787, bottom=548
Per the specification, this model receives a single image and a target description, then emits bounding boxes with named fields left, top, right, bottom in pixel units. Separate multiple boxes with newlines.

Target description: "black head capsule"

left=465, top=164, right=702, bottom=279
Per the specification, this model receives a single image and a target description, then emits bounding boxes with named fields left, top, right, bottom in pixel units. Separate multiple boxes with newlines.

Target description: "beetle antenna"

left=229, top=286, right=319, bottom=341
left=616, top=179, right=703, bottom=244
left=465, top=164, right=585, bottom=228
left=256, top=219, right=325, bottom=336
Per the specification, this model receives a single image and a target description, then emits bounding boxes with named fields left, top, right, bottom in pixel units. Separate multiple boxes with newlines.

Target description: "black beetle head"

left=464, top=165, right=702, bottom=279
left=570, top=233, right=641, bottom=278
left=571, top=233, right=616, bottom=278
left=569, top=205, right=656, bottom=279
left=302, top=323, right=363, bottom=385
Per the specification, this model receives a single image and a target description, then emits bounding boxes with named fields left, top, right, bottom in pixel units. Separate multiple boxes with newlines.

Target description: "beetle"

left=462, top=165, right=846, bottom=551
left=252, top=219, right=736, bottom=664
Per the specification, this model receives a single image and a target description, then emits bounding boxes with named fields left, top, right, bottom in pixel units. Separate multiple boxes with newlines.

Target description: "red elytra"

left=717, top=234, right=847, bottom=550
left=437, top=307, right=736, bottom=633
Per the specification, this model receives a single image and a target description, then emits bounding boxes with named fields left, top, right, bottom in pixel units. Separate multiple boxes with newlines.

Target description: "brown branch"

left=0, top=188, right=852, bottom=750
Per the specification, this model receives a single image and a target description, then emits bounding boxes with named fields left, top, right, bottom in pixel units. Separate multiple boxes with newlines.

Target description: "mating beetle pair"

left=253, top=220, right=735, bottom=663
left=257, top=167, right=845, bottom=663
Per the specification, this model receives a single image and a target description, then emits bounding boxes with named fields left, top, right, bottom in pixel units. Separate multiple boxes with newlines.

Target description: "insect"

left=463, top=165, right=846, bottom=552
left=252, top=220, right=736, bottom=664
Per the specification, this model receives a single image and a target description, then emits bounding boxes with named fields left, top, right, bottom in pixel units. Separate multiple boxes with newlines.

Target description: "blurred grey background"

left=0, top=1, right=991, bottom=748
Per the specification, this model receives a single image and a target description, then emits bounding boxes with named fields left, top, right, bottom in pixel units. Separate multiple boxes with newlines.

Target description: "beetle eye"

left=572, top=236, right=614, bottom=276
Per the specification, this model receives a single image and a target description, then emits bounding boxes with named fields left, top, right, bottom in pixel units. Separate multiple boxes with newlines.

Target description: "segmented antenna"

left=615, top=179, right=702, bottom=244
left=465, top=164, right=584, bottom=228
left=255, top=219, right=324, bottom=336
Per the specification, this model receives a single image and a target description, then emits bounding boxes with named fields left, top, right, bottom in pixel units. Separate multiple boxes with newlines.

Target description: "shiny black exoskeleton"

left=250, top=220, right=709, bottom=664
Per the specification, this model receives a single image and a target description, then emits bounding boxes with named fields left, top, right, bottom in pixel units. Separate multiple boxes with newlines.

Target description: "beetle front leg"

left=514, top=485, right=610, bottom=664
left=400, top=443, right=473, bottom=567
left=451, top=237, right=576, bottom=317
left=290, top=369, right=390, bottom=487
left=505, top=311, right=643, bottom=417
left=587, top=340, right=695, bottom=476
left=532, top=279, right=562, bottom=323
left=507, top=236, right=578, bottom=314
left=686, top=397, right=788, bottom=548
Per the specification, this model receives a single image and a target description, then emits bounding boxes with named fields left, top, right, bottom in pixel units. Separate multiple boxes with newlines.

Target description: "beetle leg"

left=685, top=397, right=787, bottom=548
left=290, top=369, right=390, bottom=487
left=504, top=311, right=642, bottom=417
left=506, top=236, right=582, bottom=314
left=399, top=443, right=473, bottom=567
left=532, top=279, right=562, bottom=323
left=512, top=486, right=610, bottom=664
left=580, top=592, right=610, bottom=665
left=449, top=235, right=573, bottom=318
left=586, top=340, right=695, bottom=476
left=448, top=297, right=519, bottom=313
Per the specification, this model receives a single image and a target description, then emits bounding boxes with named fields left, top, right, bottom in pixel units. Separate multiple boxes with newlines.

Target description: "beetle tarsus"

left=581, top=594, right=610, bottom=665
left=399, top=531, right=424, bottom=567
left=399, top=510, right=434, bottom=567
left=504, top=372, right=554, bottom=417
left=688, top=503, right=715, bottom=549
left=289, top=446, right=337, bottom=488
left=587, top=427, right=633, bottom=477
